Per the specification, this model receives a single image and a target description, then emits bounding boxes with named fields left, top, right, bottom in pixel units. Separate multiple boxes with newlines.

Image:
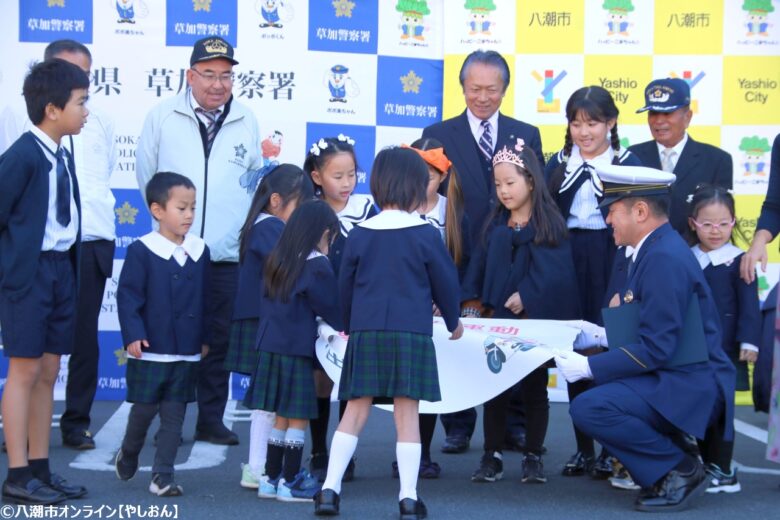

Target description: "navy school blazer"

left=117, top=238, right=211, bottom=356
left=0, top=131, right=81, bottom=301
left=256, top=254, right=344, bottom=358
left=233, top=215, right=284, bottom=320
left=339, top=220, right=461, bottom=335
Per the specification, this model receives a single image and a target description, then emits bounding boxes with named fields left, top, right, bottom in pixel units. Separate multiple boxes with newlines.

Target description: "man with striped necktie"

left=136, top=36, right=262, bottom=446
left=421, top=50, right=544, bottom=470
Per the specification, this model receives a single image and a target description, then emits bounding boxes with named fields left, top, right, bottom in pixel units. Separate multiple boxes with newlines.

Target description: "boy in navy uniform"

left=0, top=59, right=90, bottom=505
left=115, top=172, right=210, bottom=497
left=555, top=164, right=735, bottom=513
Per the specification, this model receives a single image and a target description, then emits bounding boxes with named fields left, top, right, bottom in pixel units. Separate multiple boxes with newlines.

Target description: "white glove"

left=554, top=351, right=593, bottom=383
left=563, top=320, right=608, bottom=350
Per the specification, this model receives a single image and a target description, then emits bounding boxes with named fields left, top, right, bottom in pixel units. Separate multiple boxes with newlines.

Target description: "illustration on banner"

left=484, top=335, right=540, bottom=374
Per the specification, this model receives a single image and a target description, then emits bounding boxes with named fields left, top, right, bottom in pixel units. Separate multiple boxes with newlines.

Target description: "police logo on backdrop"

left=112, top=0, right=148, bottom=35
left=305, top=122, right=376, bottom=195
left=20, top=0, right=94, bottom=43
left=396, top=0, right=430, bottom=43
left=257, top=0, right=294, bottom=29
left=96, top=331, right=128, bottom=401
left=308, top=0, right=378, bottom=54
left=325, top=64, right=360, bottom=106
left=166, top=0, right=237, bottom=46
left=113, top=189, right=151, bottom=259
left=533, top=69, right=567, bottom=113
left=376, top=56, right=442, bottom=129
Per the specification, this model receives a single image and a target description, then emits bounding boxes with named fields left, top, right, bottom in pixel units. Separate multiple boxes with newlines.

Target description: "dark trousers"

left=570, top=382, right=687, bottom=488
left=483, top=366, right=548, bottom=455
left=197, top=262, right=238, bottom=429
left=61, top=240, right=114, bottom=435
left=122, top=401, right=186, bottom=475
left=441, top=385, right=527, bottom=440
left=569, top=228, right=615, bottom=325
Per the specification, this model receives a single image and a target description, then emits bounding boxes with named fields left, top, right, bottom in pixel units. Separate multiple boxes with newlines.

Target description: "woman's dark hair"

left=685, top=184, right=746, bottom=246
left=410, top=136, right=465, bottom=266
left=264, top=199, right=339, bottom=302
left=370, top=147, right=428, bottom=212
left=239, top=163, right=314, bottom=262
left=487, top=149, right=568, bottom=247
left=145, top=171, right=195, bottom=210
left=562, top=85, right=621, bottom=160
left=23, top=58, right=90, bottom=125
left=303, top=136, right=359, bottom=196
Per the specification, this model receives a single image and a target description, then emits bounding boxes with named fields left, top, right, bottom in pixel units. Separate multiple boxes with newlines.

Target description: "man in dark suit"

left=628, top=78, right=733, bottom=236
left=421, top=50, right=543, bottom=455
left=555, top=164, right=735, bottom=512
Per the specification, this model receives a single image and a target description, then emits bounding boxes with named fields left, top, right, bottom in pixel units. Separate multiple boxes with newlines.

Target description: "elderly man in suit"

left=421, top=49, right=544, bottom=455
left=628, top=78, right=733, bottom=236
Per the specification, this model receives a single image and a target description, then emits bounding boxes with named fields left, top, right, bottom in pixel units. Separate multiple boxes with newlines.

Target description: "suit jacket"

left=0, top=131, right=81, bottom=301
left=756, top=134, right=780, bottom=237
left=589, top=223, right=736, bottom=440
left=422, top=111, right=544, bottom=245
left=629, top=137, right=733, bottom=235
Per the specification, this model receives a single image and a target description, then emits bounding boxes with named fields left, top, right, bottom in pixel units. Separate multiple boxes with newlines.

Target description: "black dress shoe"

left=590, top=449, right=613, bottom=479
left=399, top=497, right=427, bottom=520
left=635, top=463, right=708, bottom=512
left=194, top=424, right=239, bottom=445
left=562, top=451, right=595, bottom=476
left=62, top=430, right=95, bottom=450
left=47, top=474, right=87, bottom=499
left=314, top=488, right=340, bottom=516
left=2, top=478, right=66, bottom=505
left=441, top=435, right=469, bottom=454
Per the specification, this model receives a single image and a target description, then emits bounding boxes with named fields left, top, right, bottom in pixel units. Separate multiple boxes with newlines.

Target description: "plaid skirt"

left=243, top=351, right=317, bottom=419
left=338, top=331, right=441, bottom=403
left=225, top=318, right=259, bottom=375
left=125, top=359, right=198, bottom=404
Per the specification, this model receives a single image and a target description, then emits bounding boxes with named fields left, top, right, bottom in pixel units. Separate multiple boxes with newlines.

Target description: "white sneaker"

left=240, top=463, right=260, bottom=489
left=609, top=467, right=640, bottom=490
left=705, top=464, right=741, bottom=494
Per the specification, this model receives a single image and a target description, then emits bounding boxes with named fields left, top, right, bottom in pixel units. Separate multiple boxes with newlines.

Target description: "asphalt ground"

left=0, top=401, right=777, bottom=519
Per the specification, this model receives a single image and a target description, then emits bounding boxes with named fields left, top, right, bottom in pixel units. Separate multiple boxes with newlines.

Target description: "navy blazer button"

left=173, top=274, right=179, bottom=280
left=188, top=313, right=195, bottom=318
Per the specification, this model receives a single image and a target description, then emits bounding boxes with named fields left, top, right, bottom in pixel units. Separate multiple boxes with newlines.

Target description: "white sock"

left=321, top=431, right=358, bottom=494
left=248, top=410, right=275, bottom=476
left=396, top=442, right=421, bottom=501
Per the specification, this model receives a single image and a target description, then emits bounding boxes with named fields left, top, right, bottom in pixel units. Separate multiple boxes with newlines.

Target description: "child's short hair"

left=145, top=172, right=196, bottom=211
left=22, top=59, right=90, bottom=125
left=370, top=147, right=427, bottom=212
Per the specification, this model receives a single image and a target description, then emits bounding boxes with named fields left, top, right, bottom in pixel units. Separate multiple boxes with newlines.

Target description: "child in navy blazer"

left=687, top=185, right=761, bottom=493
left=0, top=59, right=89, bottom=506
left=463, top=139, right=580, bottom=486
left=304, top=135, right=377, bottom=481
left=226, top=164, right=314, bottom=491
left=115, top=172, right=210, bottom=497
left=243, top=199, right=343, bottom=502
left=315, top=147, right=464, bottom=520
left=545, top=86, right=642, bottom=479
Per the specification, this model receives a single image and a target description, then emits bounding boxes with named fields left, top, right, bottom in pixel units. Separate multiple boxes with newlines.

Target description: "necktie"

left=196, top=108, right=221, bottom=148
left=56, top=147, right=71, bottom=227
left=479, top=120, right=493, bottom=161
left=626, top=255, right=635, bottom=278
left=661, top=148, right=677, bottom=173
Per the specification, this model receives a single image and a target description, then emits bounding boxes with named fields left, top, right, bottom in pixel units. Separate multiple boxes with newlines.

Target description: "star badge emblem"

left=235, top=143, right=247, bottom=159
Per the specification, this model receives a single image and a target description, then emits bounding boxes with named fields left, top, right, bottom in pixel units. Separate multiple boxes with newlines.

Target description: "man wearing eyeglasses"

left=136, top=36, right=262, bottom=446
left=628, top=78, right=733, bottom=236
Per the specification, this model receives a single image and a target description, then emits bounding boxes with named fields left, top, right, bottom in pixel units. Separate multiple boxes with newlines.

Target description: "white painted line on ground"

left=734, top=418, right=769, bottom=444
left=70, top=400, right=239, bottom=472
left=733, top=460, right=780, bottom=475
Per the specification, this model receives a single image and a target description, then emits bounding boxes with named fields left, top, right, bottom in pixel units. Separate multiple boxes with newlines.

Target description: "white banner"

left=316, top=317, right=579, bottom=414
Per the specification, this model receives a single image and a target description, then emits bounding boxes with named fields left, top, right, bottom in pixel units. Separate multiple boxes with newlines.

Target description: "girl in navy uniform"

left=464, top=139, right=580, bottom=485
left=392, top=138, right=470, bottom=480
left=304, top=135, right=377, bottom=481
left=226, top=164, right=313, bottom=491
left=314, top=147, right=464, bottom=519
left=545, top=86, right=642, bottom=478
left=115, top=172, right=209, bottom=497
left=244, top=199, right=343, bottom=502
left=688, top=185, right=761, bottom=493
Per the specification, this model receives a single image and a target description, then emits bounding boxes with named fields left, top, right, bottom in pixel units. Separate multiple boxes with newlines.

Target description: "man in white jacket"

left=136, top=36, right=262, bottom=445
